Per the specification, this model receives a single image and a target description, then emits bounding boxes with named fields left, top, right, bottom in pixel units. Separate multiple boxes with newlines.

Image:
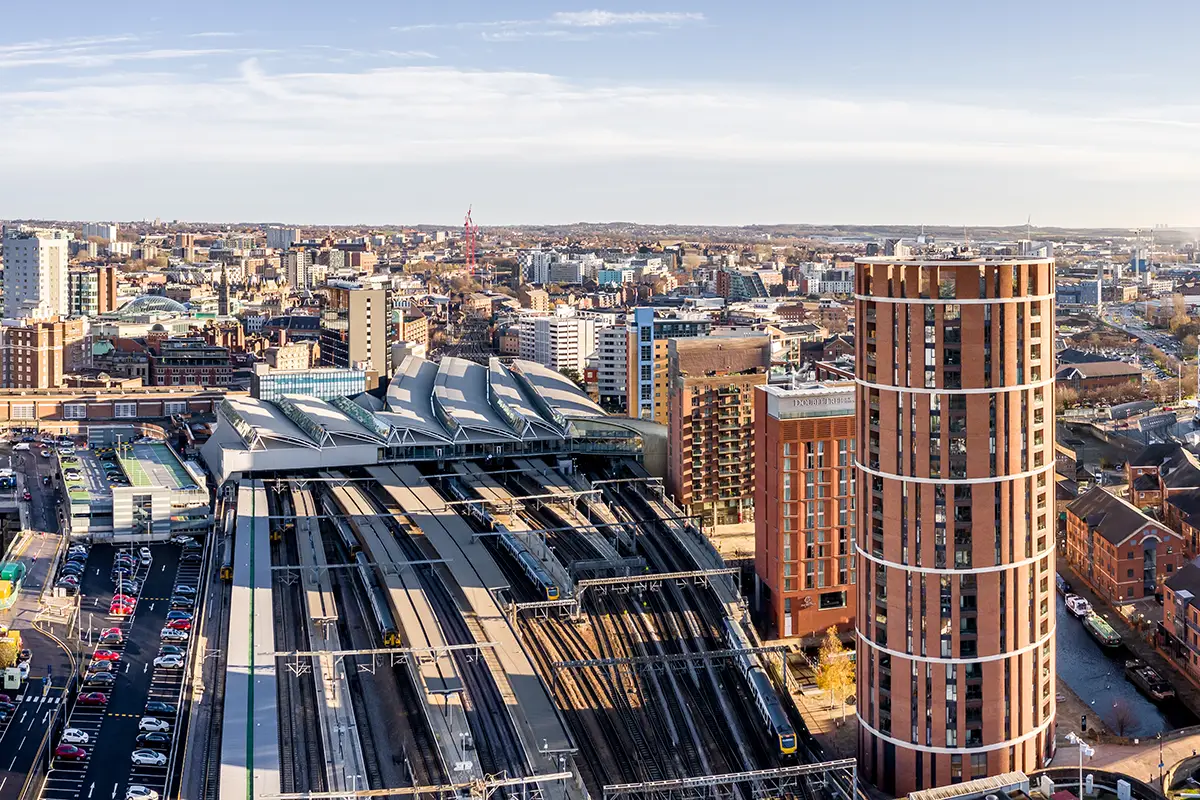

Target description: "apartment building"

left=625, top=308, right=711, bottom=423
left=1065, top=486, right=1184, bottom=604
left=518, top=315, right=596, bottom=375
left=2, top=229, right=69, bottom=320
left=855, top=256, right=1056, bottom=793
left=69, top=266, right=120, bottom=318
left=149, top=338, right=232, bottom=387
left=666, top=334, right=769, bottom=528
left=596, top=325, right=628, bottom=412
left=518, top=286, right=550, bottom=312
left=754, top=381, right=856, bottom=641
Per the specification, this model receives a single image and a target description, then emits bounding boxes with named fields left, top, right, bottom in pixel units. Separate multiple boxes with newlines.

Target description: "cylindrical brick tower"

left=854, top=256, right=1056, bottom=794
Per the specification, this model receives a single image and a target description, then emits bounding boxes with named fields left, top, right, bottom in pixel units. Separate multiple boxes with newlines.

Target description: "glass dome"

left=114, top=295, right=188, bottom=319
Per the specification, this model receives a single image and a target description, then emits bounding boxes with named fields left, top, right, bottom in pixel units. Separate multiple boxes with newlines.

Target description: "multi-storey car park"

left=161, top=353, right=864, bottom=800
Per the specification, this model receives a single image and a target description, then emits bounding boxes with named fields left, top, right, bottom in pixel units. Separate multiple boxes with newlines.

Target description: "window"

left=819, top=591, right=847, bottom=609
left=164, top=401, right=187, bottom=416
left=114, top=402, right=137, bottom=418
left=11, top=404, right=34, bottom=421
left=63, top=404, right=87, bottom=420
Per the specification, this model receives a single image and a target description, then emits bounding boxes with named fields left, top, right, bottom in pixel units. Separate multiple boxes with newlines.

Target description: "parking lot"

left=40, top=539, right=203, bottom=800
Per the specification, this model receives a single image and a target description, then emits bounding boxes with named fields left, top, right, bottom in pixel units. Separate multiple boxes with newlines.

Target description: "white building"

left=596, top=325, right=628, bottom=411
left=266, top=226, right=300, bottom=250
left=2, top=229, right=69, bottom=320
left=283, top=249, right=316, bottom=290
left=81, top=222, right=118, bottom=242
left=518, top=316, right=596, bottom=375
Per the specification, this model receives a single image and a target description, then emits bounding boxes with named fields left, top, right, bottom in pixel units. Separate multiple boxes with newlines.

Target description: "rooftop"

left=1067, top=486, right=1160, bottom=545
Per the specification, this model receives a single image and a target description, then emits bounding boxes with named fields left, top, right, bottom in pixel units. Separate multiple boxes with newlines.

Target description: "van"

left=12, top=443, right=29, bottom=452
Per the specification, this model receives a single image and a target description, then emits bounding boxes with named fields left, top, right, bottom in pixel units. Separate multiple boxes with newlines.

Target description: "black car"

left=144, top=701, right=177, bottom=716
left=158, top=645, right=185, bottom=657
left=180, top=552, right=202, bottom=564
left=134, top=732, right=171, bottom=751
left=182, top=538, right=202, bottom=550
left=84, top=673, right=115, bottom=687
left=54, top=580, right=78, bottom=594
left=170, top=598, right=193, bottom=610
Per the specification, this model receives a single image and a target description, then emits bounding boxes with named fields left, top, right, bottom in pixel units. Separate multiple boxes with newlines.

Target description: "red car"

left=77, top=692, right=107, bottom=706
left=112, top=594, right=135, bottom=605
left=109, top=603, right=134, bottom=616
left=91, top=650, right=120, bottom=662
left=55, top=744, right=88, bottom=761
left=165, top=619, right=191, bottom=631
left=21, top=491, right=30, bottom=501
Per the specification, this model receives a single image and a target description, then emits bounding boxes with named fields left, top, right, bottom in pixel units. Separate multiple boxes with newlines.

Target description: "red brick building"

left=1065, top=486, right=1185, bottom=603
left=855, top=256, right=1056, bottom=793
left=754, top=381, right=856, bottom=642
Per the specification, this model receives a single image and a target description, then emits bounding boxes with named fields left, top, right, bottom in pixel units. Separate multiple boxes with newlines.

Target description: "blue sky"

left=3, top=0, right=1200, bottom=227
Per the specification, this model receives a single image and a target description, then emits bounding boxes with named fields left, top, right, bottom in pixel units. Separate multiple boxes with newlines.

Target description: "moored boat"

left=1124, top=659, right=1175, bottom=702
left=1056, top=573, right=1070, bottom=596
left=1083, top=612, right=1122, bottom=648
left=1065, top=593, right=1092, bottom=618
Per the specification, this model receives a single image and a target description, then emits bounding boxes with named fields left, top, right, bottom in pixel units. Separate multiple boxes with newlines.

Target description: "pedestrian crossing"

left=16, top=693, right=61, bottom=705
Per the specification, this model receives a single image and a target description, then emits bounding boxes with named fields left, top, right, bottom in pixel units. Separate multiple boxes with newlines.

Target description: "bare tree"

left=1112, top=700, right=1135, bottom=736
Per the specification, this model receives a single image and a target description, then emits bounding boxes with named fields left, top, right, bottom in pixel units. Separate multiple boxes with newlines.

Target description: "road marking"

left=7, top=756, right=15, bottom=769
left=110, top=786, right=116, bottom=799
left=18, top=711, right=25, bottom=724
left=88, top=781, right=94, bottom=797
left=18, top=735, right=25, bottom=749
left=143, top=664, right=147, bottom=674
left=42, top=712, right=48, bottom=724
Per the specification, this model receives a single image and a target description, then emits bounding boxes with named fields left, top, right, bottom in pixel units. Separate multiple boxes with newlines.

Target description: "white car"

left=125, top=787, right=159, bottom=800
left=153, top=655, right=183, bottom=669
left=61, top=729, right=89, bottom=744
left=130, top=749, right=166, bottom=766
left=138, top=717, right=170, bottom=733
left=139, top=547, right=152, bottom=563
left=18, top=662, right=29, bottom=680
left=169, top=535, right=194, bottom=546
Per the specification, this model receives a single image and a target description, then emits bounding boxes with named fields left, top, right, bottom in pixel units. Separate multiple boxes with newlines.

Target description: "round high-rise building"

left=854, top=256, right=1056, bottom=794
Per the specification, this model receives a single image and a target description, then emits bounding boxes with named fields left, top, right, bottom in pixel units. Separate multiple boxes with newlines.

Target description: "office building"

left=518, top=285, right=550, bottom=312
left=754, top=381, right=856, bottom=641
left=251, top=364, right=367, bottom=401
left=2, top=229, right=69, bottom=320
left=855, top=256, right=1056, bottom=793
left=68, top=266, right=119, bottom=318
left=284, top=249, right=317, bottom=290
left=626, top=308, right=712, bottom=423
left=319, top=285, right=395, bottom=391
left=715, top=268, right=769, bottom=301
left=666, top=334, right=769, bottom=528
left=518, top=315, right=596, bottom=375
left=149, top=338, right=232, bottom=387
left=266, top=226, right=301, bottom=250
left=0, top=317, right=87, bottom=389
left=81, top=222, right=118, bottom=242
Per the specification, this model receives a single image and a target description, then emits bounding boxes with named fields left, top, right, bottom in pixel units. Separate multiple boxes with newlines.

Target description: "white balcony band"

left=857, top=711, right=1055, bottom=755
left=855, top=460, right=1055, bottom=485
left=854, top=257, right=1056, bottom=267
left=854, top=292, right=1055, bottom=306
left=855, top=625, right=1054, bottom=665
left=856, top=542, right=1055, bottom=575
left=853, top=375, right=1056, bottom=395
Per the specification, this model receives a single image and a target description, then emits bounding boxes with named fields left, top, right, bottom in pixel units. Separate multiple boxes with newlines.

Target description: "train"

left=220, top=508, right=235, bottom=581
left=445, top=479, right=560, bottom=601
left=324, top=494, right=362, bottom=556
left=355, top=551, right=401, bottom=646
left=724, top=618, right=797, bottom=755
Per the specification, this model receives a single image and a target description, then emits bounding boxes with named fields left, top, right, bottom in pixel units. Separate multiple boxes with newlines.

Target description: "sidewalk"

left=790, top=685, right=857, bottom=758
left=1059, top=563, right=1200, bottom=719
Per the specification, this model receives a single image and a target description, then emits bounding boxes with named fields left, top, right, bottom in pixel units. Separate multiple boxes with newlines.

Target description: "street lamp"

left=1065, top=731, right=1095, bottom=796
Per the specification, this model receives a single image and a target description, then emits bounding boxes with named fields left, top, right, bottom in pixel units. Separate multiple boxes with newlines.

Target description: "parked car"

left=165, top=611, right=192, bottom=621
left=78, top=692, right=108, bottom=707
left=165, top=619, right=191, bottom=632
left=143, top=702, right=176, bottom=717
left=153, top=654, right=183, bottom=669
left=55, top=744, right=88, bottom=761
left=180, top=552, right=202, bottom=564
left=125, top=786, right=160, bottom=800
left=170, top=535, right=194, bottom=546
left=61, top=729, right=89, bottom=745
left=159, top=628, right=188, bottom=642
left=138, top=716, right=170, bottom=732
left=130, top=750, right=166, bottom=766
left=134, top=732, right=171, bottom=751
left=99, top=628, right=122, bottom=645
left=158, top=645, right=185, bottom=657
left=91, top=650, right=120, bottom=662
left=139, top=547, right=152, bottom=563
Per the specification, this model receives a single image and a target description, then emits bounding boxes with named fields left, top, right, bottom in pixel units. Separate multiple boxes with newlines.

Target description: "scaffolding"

left=602, top=759, right=857, bottom=800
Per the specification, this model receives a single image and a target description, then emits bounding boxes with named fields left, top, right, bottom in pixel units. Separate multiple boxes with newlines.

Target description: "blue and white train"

left=724, top=618, right=797, bottom=755
left=447, top=480, right=561, bottom=601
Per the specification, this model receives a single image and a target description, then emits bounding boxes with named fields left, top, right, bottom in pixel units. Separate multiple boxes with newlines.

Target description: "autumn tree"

left=815, top=626, right=855, bottom=719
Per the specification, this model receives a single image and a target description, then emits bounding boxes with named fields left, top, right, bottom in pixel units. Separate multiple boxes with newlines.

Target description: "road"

left=0, top=443, right=75, bottom=800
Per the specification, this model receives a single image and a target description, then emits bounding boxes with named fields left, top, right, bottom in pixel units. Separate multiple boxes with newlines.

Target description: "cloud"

left=549, top=10, right=704, bottom=26
left=0, top=47, right=251, bottom=69
left=2, top=59, right=1198, bottom=187
left=188, top=31, right=241, bottom=38
left=392, top=9, right=704, bottom=41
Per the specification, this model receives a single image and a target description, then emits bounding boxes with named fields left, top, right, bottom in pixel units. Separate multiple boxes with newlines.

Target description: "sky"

left=4, top=0, right=1200, bottom=227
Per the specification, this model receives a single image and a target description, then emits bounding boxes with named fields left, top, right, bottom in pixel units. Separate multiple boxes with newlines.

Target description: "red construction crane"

left=464, top=206, right=477, bottom=274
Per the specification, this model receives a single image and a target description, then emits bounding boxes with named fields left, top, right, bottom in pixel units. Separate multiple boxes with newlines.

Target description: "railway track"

left=200, top=506, right=234, bottom=800
left=270, top=488, right=327, bottom=794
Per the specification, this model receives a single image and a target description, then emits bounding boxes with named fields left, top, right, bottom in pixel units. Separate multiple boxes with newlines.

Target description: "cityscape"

left=8, top=4, right=1200, bottom=800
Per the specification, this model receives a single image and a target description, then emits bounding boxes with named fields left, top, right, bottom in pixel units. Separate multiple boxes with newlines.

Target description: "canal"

left=1057, top=595, right=1197, bottom=736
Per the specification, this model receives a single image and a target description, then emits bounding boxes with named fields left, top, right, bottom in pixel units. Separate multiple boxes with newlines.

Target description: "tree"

left=815, top=626, right=855, bottom=720
left=1111, top=700, right=1135, bottom=737
left=559, top=367, right=584, bottom=388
